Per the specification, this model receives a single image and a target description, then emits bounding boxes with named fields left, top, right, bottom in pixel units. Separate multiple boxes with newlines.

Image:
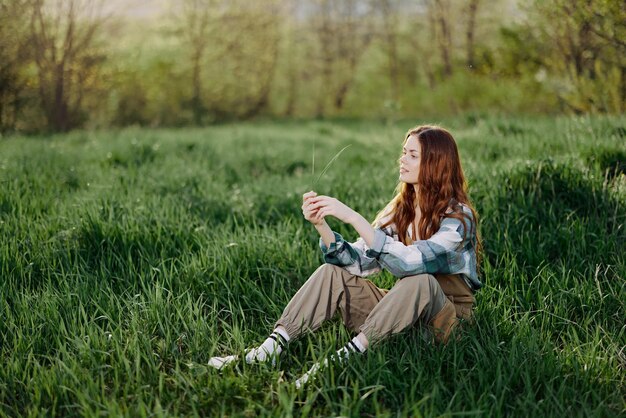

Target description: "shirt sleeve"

left=319, top=231, right=383, bottom=277
left=364, top=214, right=474, bottom=278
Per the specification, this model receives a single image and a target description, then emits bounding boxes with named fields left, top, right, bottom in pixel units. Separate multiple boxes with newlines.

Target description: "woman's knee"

left=319, top=263, right=343, bottom=272
left=309, top=263, right=343, bottom=285
left=389, top=274, right=446, bottom=311
left=396, top=274, right=438, bottom=292
left=315, top=263, right=343, bottom=276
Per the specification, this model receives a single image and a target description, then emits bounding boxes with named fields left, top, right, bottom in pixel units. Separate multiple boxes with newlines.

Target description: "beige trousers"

left=275, top=263, right=475, bottom=345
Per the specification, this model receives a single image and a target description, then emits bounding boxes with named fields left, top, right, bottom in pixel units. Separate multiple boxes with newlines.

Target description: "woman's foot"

left=294, top=336, right=366, bottom=389
left=208, top=329, right=290, bottom=369
left=208, top=354, right=239, bottom=369
left=295, top=358, right=328, bottom=389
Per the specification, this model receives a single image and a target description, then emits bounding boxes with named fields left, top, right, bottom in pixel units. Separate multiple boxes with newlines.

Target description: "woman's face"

left=399, top=134, right=420, bottom=184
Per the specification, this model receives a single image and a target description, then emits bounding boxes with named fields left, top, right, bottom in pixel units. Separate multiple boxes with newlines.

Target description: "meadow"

left=0, top=115, right=624, bottom=417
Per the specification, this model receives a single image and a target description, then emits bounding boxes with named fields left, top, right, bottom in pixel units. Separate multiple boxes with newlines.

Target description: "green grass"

left=1, top=115, right=625, bottom=417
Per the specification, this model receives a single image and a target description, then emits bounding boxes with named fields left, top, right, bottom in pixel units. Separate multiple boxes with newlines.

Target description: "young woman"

left=209, top=125, right=482, bottom=388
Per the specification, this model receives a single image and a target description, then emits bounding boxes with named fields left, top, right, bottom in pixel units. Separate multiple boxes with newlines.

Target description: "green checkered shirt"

left=319, top=204, right=482, bottom=291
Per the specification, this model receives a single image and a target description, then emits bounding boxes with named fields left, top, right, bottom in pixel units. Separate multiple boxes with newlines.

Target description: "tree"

left=29, top=0, right=108, bottom=132
left=175, top=0, right=213, bottom=125
left=430, top=0, right=453, bottom=77
left=310, top=0, right=374, bottom=116
left=524, top=0, right=625, bottom=112
left=235, top=1, right=282, bottom=119
left=171, top=0, right=282, bottom=122
left=374, top=0, right=401, bottom=103
left=465, top=0, right=480, bottom=69
left=281, top=0, right=302, bottom=117
left=0, top=1, right=30, bottom=132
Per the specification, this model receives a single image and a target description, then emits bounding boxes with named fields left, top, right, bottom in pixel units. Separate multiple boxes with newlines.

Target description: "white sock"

left=275, top=327, right=290, bottom=343
left=334, top=336, right=366, bottom=361
left=244, top=328, right=290, bottom=364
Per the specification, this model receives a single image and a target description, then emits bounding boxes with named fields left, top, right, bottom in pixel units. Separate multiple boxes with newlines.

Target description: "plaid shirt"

left=319, top=204, right=482, bottom=291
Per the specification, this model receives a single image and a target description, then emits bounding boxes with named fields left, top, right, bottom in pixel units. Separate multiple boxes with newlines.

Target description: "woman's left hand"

left=306, top=195, right=357, bottom=225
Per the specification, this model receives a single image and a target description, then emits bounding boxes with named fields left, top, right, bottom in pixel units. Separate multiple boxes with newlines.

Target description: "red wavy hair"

left=374, top=125, right=482, bottom=265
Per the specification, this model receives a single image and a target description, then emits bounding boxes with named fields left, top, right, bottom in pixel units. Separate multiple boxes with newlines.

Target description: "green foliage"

left=481, top=160, right=623, bottom=276
left=0, top=116, right=624, bottom=416
left=583, top=145, right=626, bottom=179
left=1, top=0, right=623, bottom=133
left=0, top=0, right=32, bottom=132
left=520, top=0, right=625, bottom=113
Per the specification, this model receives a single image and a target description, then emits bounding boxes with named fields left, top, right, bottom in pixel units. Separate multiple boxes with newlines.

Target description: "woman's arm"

left=318, top=231, right=382, bottom=277
left=348, top=212, right=376, bottom=248
left=306, top=194, right=377, bottom=247
left=304, top=194, right=480, bottom=288
left=305, top=193, right=382, bottom=277
left=303, top=191, right=336, bottom=247
left=314, top=220, right=335, bottom=248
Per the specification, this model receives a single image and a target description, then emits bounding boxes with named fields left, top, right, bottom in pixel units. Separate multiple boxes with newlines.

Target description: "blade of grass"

left=310, top=141, right=315, bottom=190
left=312, top=144, right=351, bottom=190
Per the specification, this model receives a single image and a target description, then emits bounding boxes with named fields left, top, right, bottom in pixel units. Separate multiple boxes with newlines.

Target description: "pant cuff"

left=274, top=319, right=306, bottom=341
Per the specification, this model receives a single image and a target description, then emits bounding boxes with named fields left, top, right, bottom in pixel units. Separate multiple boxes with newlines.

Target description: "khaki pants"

left=276, top=264, right=474, bottom=345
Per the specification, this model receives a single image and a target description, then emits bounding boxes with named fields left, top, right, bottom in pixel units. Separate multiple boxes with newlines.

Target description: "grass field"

left=1, top=115, right=625, bottom=417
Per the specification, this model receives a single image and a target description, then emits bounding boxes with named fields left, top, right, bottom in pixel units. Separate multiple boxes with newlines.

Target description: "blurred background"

left=0, top=0, right=623, bottom=134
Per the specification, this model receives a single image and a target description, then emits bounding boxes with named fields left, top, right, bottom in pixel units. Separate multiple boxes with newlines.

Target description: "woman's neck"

left=412, top=204, right=421, bottom=240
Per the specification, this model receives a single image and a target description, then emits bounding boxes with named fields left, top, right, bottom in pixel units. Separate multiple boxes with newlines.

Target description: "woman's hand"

left=306, top=194, right=357, bottom=225
left=302, top=191, right=325, bottom=226
left=303, top=191, right=374, bottom=248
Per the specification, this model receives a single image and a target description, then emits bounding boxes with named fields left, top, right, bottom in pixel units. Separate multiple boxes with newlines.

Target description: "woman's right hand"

left=302, top=191, right=325, bottom=226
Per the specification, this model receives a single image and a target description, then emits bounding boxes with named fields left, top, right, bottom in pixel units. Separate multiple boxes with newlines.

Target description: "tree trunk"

left=242, top=37, right=279, bottom=119
left=386, top=29, right=399, bottom=101
left=53, top=64, right=69, bottom=132
left=379, top=0, right=399, bottom=101
left=434, top=0, right=453, bottom=77
left=466, top=0, right=479, bottom=69
left=333, top=83, right=349, bottom=110
left=618, top=66, right=626, bottom=113
left=316, top=6, right=333, bottom=118
left=423, top=4, right=437, bottom=88
left=191, top=48, right=204, bottom=125
left=284, top=66, right=298, bottom=117
left=30, top=0, right=105, bottom=132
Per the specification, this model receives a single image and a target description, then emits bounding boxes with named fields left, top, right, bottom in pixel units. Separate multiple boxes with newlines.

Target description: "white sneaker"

left=294, top=358, right=328, bottom=389
left=209, top=348, right=279, bottom=370
left=245, top=347, right=280, bottom=366
left=208, top=354, right=239, bottom=370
